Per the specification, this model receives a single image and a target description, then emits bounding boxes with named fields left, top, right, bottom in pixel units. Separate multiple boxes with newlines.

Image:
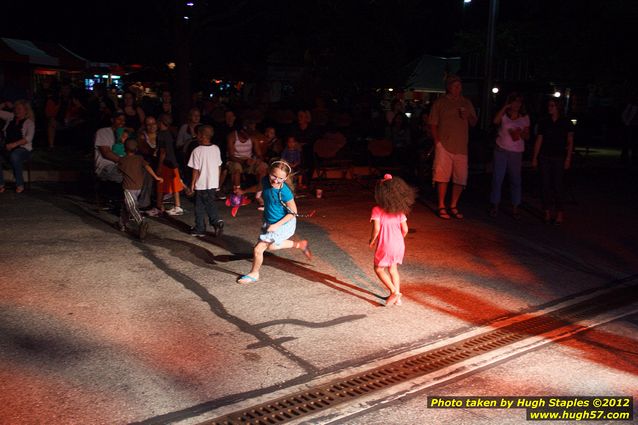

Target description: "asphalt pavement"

left=1, top=147, right=637, bottom=424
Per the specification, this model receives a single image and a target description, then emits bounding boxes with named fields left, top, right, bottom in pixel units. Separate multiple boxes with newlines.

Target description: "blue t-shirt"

left=261, top=176, right=294, bottom=224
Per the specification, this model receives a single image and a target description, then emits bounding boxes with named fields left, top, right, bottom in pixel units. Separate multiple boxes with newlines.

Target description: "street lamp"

left=482, top=0, right=498, bottom=129
left=465, top=0, right=499, bottom=130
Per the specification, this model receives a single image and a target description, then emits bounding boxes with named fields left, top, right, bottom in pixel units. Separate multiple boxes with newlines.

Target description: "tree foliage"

left=454, top=0, right=638, bottom=91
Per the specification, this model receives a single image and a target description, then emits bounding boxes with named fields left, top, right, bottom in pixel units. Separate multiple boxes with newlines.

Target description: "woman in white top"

left=489, top=92, right=530, bottom=218
left=0, top=99, right=35, bottom=193
left=226, top=127, right=267, bottom=189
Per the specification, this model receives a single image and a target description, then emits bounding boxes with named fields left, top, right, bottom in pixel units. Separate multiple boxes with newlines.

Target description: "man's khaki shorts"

left=432, top=143, right=468, bottom=186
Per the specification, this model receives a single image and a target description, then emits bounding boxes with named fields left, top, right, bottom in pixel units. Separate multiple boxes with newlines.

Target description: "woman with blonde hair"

left=0, top=99, right=35, bottom=193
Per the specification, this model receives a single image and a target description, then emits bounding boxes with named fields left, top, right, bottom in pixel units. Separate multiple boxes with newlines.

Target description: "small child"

left=281, top=135, right=304, bottom=189
left=155, top=114, right=186, bottom=216
left=117, top=138, right=163, bottom=239
left=187, top=125, right=225, bottom=237
left=259, top=127, right=283, bottom=162
left=369, top=174, right=416, bottom=306
left=235, top=160, right=312, bottom=284
left=111, top=127, right=129, bottom=157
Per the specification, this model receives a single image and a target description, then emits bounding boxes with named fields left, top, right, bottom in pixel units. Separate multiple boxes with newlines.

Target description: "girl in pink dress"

left=369, top=174, right=417, bottom=306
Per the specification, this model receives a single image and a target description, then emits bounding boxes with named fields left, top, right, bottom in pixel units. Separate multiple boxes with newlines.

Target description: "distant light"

left=492, top=87, right=499, bottom=94
left=183, top=16, right=190, bottom=20
left=553, top=91, right=561, bottom=98
left=117, top=94, right=123, bottom=99
left=186, top=2, right=194, bottom=6
left=167, top=62, right=176, bottom=70
left=405, top=112, right=412, bottom=118
left=388, top=88, right=394, bottom=92
left=571, top=119, right=577, bottom=126
left=464, top=0, right=472, bottom=4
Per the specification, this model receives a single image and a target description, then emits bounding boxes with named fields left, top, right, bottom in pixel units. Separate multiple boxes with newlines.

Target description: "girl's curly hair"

left=374, top=175, right=417, bottom=214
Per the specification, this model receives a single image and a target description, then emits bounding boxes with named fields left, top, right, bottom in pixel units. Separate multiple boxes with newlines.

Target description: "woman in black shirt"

left=532, top=99, right=574, bottom=224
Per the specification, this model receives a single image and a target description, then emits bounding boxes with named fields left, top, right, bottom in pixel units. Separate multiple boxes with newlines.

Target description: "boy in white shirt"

left=187, top=125, right=224, bottom=237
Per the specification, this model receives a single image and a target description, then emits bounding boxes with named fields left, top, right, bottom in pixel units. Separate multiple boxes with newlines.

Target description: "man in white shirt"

left=94, top=112, right=126, bottom=183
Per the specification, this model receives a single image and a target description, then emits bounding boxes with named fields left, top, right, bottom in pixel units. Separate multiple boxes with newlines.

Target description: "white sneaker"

left=166, top=206, right=184, bottom=216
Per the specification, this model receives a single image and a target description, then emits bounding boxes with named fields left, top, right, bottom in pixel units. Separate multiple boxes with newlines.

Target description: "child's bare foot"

left=386, top=292, right=400, bottom=306
left=297, top=240, right=312, bottom=260
left=395, top=293, right=403, bottom=306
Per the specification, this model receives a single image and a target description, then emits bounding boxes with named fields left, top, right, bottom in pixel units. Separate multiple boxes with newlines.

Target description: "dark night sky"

left=5, top=1, right=460, bottom=63
left=3, top=1, right=638, bottom=89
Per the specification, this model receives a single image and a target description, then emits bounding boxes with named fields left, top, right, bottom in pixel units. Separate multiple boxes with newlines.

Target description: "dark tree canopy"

left=1, top=0, right=637, bottom=92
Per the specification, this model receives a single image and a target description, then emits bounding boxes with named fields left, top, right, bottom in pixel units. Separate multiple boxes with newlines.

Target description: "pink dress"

left=370, top=206, right=407, bottom=267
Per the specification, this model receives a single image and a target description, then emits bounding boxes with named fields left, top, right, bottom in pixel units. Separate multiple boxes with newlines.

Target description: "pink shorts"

left=432, top=143, right=468, bottom=186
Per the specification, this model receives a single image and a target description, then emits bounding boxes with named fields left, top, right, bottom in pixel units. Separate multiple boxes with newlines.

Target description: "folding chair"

left=366, top=138, right=402, bottom=179
left=312, top=132, right=353, bottom=186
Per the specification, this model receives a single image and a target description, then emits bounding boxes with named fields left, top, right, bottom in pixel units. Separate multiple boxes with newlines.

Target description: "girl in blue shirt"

left=236, top=160, right=312, bottom=284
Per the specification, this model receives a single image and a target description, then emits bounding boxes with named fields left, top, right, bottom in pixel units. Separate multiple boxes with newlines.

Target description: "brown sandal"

left=449, top=207, right=464, bottom=219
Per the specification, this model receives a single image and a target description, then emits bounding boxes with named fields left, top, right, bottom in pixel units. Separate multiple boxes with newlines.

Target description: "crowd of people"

left=428, top=75, right=575, bottom=225
left=0, top=75, right=604, bottom=304
left=1, top=76, right=585, bottom=225
left=0, top=74, right=588, bottom=229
